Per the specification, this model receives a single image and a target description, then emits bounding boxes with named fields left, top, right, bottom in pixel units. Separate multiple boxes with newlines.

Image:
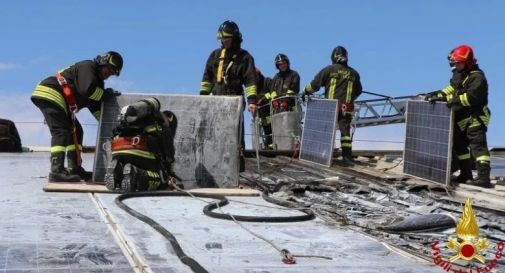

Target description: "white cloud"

left=105, top=77, right=134, bottom=91
left=0, top=62, right=22, bottom=70
left=0, top=93, right=102, bottom=147
left=28, top=56, right=51, bottom=65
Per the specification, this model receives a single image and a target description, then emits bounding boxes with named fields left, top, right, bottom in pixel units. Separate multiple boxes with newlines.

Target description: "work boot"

left=341, top=147, right=354, bottom=166
left=121, top=163, right=138, bottom=192
left=467, top=162, right=493, bottom=188
left=48, top=152, right=81, bottom=182
left=67, top=151, right=93, bottom=181
left=104, top=159, right=123, bottom=191
left=450, top=159, right=473, bottom=184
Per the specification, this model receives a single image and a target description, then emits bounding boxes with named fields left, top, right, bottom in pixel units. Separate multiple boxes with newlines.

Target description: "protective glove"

left=446, top=98, right=458, bottom=109
left=424, top=91, right=446, bottom=104
left=301, top=92, right=310, bottom=103
left=428, top=96, right=446, bottom=104
left=104, top=88, right=121, bottom=99
left=423, top=90, right=440, bottom=101
left=256, top=97, right=268, bottom=106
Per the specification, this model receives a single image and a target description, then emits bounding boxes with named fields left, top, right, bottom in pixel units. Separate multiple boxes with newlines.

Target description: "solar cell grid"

left=299, top=99, right=339, bottom=167
left=403, top=100, right=453, bottom=185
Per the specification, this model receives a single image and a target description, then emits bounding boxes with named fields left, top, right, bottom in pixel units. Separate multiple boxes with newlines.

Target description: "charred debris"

left=240, top=152, right=505, bottom=266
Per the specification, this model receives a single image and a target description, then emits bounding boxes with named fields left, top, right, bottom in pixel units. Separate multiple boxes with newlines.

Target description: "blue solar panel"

left=403, top=100, right=453, bottom=185
left=299, top=99, right=339, bottom=167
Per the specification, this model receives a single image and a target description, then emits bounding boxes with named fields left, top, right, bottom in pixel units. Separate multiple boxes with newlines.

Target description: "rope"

left=115, top=187, right=324, bottom=272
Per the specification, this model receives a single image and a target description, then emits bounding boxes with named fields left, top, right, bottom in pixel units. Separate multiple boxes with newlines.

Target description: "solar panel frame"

left=299, top=98, right=339, bottom=167
left=403, top=100, right=454, bottom=185
left=92, top=93, right=243, bottom=189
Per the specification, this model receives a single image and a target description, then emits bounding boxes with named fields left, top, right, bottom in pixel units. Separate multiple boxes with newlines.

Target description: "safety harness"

left=111, top=136, right=149, bottom=151
left=55, top=72, right=82, bottom=166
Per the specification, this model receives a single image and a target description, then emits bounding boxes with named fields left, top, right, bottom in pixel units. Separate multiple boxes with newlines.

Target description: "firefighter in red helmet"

left=425, top=45, right=492, bottom=188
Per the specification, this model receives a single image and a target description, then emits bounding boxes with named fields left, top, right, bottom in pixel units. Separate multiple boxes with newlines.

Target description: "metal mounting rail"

left=353, top=93, right=417, bottom=128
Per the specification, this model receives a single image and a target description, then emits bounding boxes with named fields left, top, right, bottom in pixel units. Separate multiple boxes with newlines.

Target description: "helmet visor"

left=217, top=31, right=233, bottom=40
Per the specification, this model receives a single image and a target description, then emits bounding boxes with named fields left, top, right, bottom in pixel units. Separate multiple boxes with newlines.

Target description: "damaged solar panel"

left=93, top=94, right=243, bottom=189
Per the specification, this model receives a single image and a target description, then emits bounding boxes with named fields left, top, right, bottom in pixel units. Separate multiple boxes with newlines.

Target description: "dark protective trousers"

left=453, top=124, right=490, bottom=164
left=257, top=102, right=272, bottom=148
left=338, top=112, right=353, bottom=149
left=31, top=98, right=83, bottom=148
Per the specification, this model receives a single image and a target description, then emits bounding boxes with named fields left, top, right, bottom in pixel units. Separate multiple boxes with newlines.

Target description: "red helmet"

left=449, top=45, right=476, bottom=68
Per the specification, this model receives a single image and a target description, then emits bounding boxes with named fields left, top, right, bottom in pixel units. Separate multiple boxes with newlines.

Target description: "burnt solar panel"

left=403, top=100, right=453, bottom=185
left=299, top=98, right=339, bottom=167
left=93, top=94, right=242, bottom=189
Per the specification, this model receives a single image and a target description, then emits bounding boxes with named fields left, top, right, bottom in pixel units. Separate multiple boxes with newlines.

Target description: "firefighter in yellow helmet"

left=31, top=51, right=123, bottom=182
left=200, top=20, right=257, bottom=171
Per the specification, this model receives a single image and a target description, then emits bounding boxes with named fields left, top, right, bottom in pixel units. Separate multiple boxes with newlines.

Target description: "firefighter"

left=105, top=98, right=177, bottom=192
left=255, top=68, right=273, bottom=149
left=269, top=54, right=301, bottom=114
left=303, top=46, right=363, bottom=164
left=31, top=51, right=123, bottom=182
left=200, top=20, right=257, bottom=171
left=425, top=45, right=492, bottom=188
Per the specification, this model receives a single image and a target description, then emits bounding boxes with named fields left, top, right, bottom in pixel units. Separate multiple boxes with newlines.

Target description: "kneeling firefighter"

left=105, top=97, right=178, bottom=192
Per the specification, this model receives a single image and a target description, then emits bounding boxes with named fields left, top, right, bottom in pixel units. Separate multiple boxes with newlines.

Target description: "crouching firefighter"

left=104, top=98, right=178, bottom=192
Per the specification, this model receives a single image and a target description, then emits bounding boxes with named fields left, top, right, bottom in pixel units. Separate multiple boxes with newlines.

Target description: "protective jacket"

left=436, top=65, right=490, bottom=131
left=268, top=70, right=300, bottom=99
left=31, top=60, right=106, bottom=120
left=112, top=111, right=175, bottom=171
left=304, top=63, right=362, bottom=104
left=304, top=63, right=362, bottom=160
left=256, top=72, right=272, bottom=104
left=109, top=105, right=177, bottom=191
left=200, top=48, right=257, bottom=104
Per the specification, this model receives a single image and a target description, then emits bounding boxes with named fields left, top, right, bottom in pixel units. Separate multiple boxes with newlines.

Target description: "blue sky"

left=1, top=1, right=504, bottom=149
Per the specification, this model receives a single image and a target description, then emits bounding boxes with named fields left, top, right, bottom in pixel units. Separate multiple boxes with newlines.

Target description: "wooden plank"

left=44, top=182, right=260, bottom=196
left=187, top=188, right=261, bottom=196
left=43, top=182, right=111, bottom=193
left=456, top=183, right=505, bottom=197
left=449, top=190, right=505, bottom=212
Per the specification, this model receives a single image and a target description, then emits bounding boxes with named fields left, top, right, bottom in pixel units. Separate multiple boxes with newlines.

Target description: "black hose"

left=116, top=191, right=210, bottom=273
left=203, top=194, right=315, bottom=222
left=115, top=190, right=315, bottom=273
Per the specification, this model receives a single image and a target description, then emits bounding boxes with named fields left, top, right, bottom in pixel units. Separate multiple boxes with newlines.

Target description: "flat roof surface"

left=0, top=152, right=446, bottom=273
